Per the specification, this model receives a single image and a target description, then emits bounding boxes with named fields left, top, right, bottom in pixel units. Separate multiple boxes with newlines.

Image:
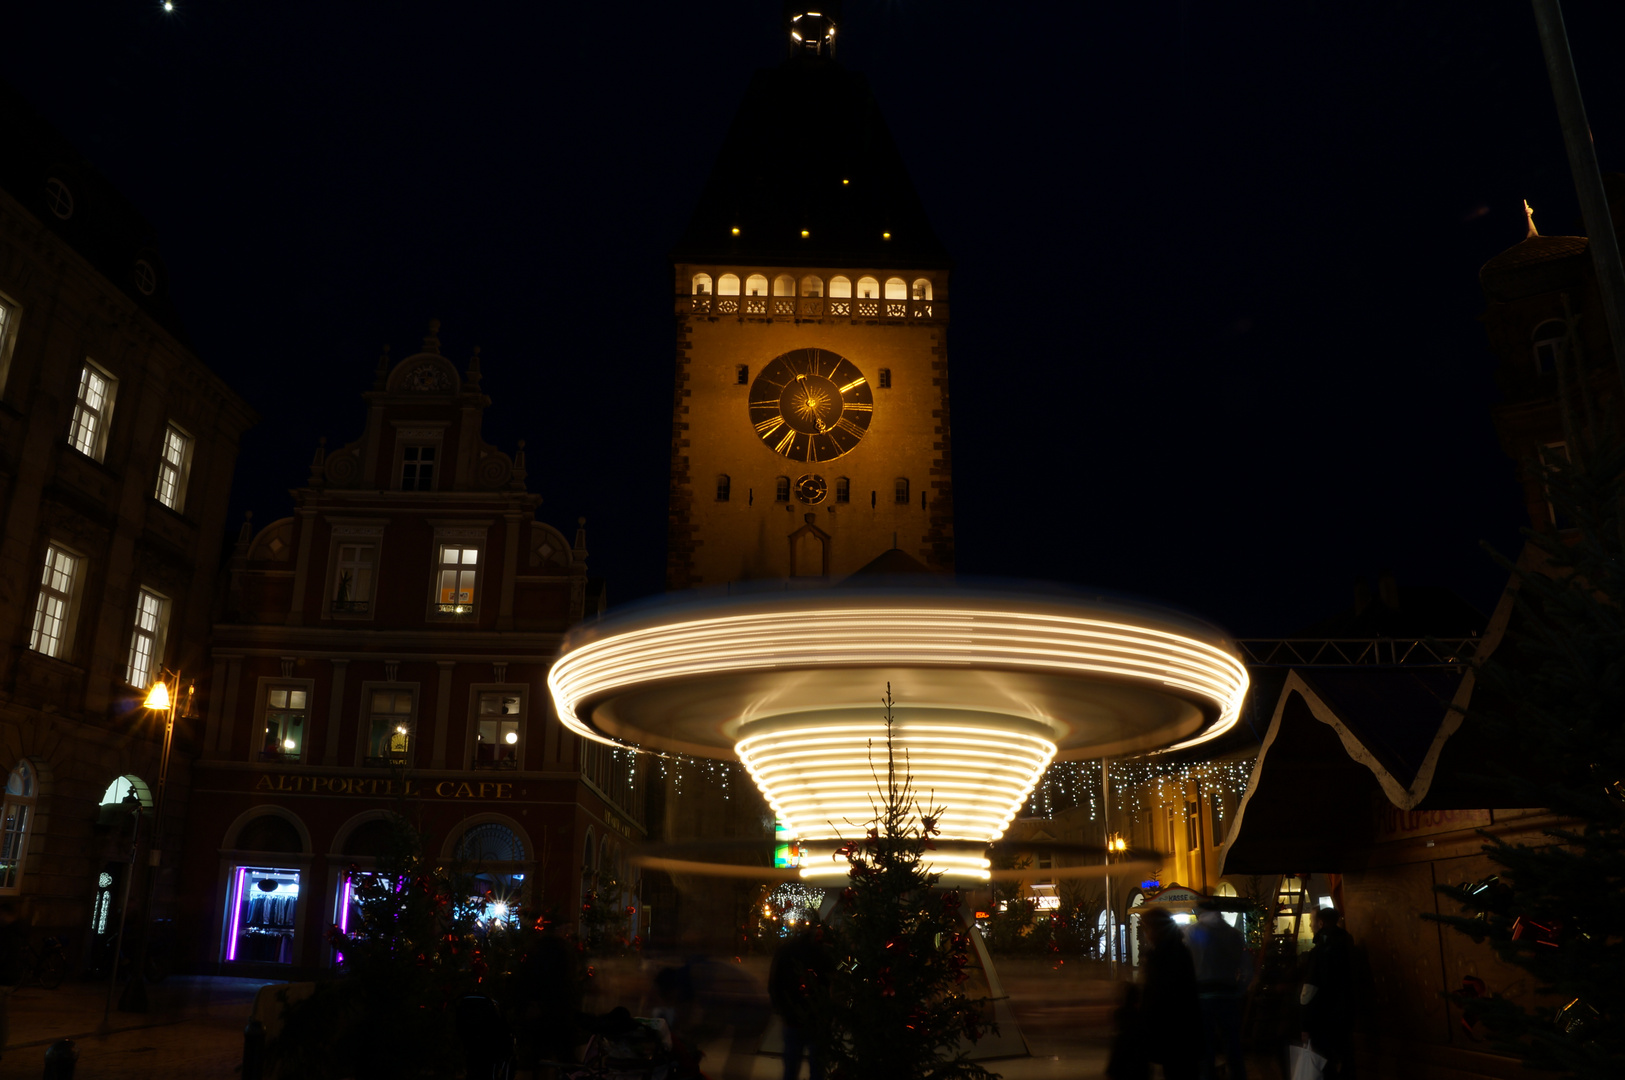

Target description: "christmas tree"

left=821, top=685, right=1000, bottom=1080
left=1431, top=435, right=1625, bottom=1077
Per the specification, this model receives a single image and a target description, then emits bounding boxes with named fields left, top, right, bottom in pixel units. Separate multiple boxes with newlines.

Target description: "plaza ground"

left=0, top=964, right=1267, bottom=1078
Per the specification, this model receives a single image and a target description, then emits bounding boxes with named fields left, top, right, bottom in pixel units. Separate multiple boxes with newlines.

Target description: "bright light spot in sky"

left=163, top=1, right=175, bottom=11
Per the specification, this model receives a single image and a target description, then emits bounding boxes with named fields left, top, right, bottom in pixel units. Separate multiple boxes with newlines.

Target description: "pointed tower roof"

left=1479, top=199, right=1589, bottom=302
left=674, top=52, right=948, bottom=270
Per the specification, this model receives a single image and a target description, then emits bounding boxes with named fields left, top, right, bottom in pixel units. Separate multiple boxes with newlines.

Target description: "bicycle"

left=19, top=936, right=67, bottom=990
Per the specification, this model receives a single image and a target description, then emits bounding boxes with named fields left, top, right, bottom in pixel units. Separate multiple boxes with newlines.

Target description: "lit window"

left=895, top=478, right=910, bottom=505
left=437, top=546, right=478, bottom=613
left=877, top=368, right=891, bottom=389
left=0, top=762, right=36, bottom=892
left=736, top=365, right=749, bottom=385
left=367, top=690, right=414, bottom=765
left=773, top=275, right=796, bottom=297
left=912, top=278, right=933, bottom=300
left=260, top=687, right=308, bottom=763
left=746, top=274, right=769, bottom=296
left=125, top=588, right=169, bottom=690
left=1533, top=319, right=1566, bottom=375
left=884, top=277, right=907, bottom=300
left=716, top=475, right=731, bottom=502
left=475, top=692, right=521, bottom=769
left=401, top=445, right=436, bottom=491
left=692, top=273, right=713, bottom=296
left=69, top=362, right=116, bottom=461
left=332, top=544, right=376, bottom=613
left=829, top=276, right=852, bottom=298
left=775, top=476, right=790, bottom=502
left=29, top=544, right=80, bottom=659
left=856, top=276, right=880, bottom=299
left=153, top=423, right=193, bottom=511
left=717, top=274, right=741, bottom=296
left=800, top=275, right=823, bottom=297
left=835, top=477, right=850, bottom=504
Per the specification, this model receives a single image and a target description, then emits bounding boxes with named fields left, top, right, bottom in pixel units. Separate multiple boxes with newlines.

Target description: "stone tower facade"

left=667, top=8, right=953, bottom=590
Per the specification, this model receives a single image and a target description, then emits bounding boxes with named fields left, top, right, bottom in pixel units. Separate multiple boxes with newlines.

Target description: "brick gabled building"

left=178, top=323, right=643, bottom=975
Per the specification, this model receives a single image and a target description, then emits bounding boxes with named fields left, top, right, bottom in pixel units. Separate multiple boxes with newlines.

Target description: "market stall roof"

left=1219, top=564, right=1533, bottom=875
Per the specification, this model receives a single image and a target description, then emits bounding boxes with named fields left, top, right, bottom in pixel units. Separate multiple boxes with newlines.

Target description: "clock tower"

left=666, top=3, right=953, bottom=589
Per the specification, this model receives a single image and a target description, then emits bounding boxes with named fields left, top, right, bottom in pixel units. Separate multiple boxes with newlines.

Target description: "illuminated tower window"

left=746, top=274, right=769, bottom=296
left=829, top=275, right=852, bottom=298
left=736, top=364, right=749, bottom=385
left=894, top=478, right=910, bottom=505
left=912, top=278, right=933, bottom=300
left=692, top=273, right=713, bottom=295
left=835, top=477, right=850, bottom=504
left=775, top=476, right=790, bottom=502
left=799, top=275, right=823, bottom=298
left=856, top=276, right=879, bottom=299
left=718, top=274, right=741, bottom=296
left=1532, top=319, right=1566, bottom=375
left=877, top=368, right=891, bottom=389
left=773, top=274, right=796, bottom=296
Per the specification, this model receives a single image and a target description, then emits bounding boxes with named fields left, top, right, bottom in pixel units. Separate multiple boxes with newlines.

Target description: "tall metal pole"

left=1531, top=0, right=1625, bottom=394
left=1101, top=758, right=1114, bottom=980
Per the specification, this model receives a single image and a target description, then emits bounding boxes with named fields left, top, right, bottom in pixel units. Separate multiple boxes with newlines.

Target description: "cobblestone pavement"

left=0, top=975, right=268, bottom=1079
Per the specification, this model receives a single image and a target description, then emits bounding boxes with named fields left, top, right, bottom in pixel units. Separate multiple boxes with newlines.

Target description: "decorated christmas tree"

left=821, top=685, right=999, bottom=1080
left=1431, top=435, right=1625, bottom=1076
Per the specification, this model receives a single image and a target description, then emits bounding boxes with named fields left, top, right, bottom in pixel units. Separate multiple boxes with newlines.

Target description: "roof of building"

left=0, top=80, right=192, bottom=346
left=838, top=546, right=949, bottom=587
left=673, top=54, right=948, bottom=270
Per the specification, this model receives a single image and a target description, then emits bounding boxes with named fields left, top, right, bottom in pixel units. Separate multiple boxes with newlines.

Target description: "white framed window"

left=125, top=587, right=170, bottom=690
left=400, top=445, right=437, bottom=491
left=775, top=476, right=790, bottom=502
left=472, top=689, right=523, bottom=770
left=153, top=423, right=193, bottom=511
left=0, top=762, right=36, bottom=893
left=30, top=543, right=82, bottom=660
left=894, top=477, right=910, bottom=505
left=259, top=685, right=311, bottom=763
left=0, top=292, right=18, bottom=397
left=69, top=362, right=117, bottom=461
left=1532, top=319, right=1566, bottom=375
left=365, top=690, right=415, bottom=766
left=332, top=544, right=376, bottom=613
left=436, top=546, right=479, bottom=614
left=835, top=477, right=850, bottom=504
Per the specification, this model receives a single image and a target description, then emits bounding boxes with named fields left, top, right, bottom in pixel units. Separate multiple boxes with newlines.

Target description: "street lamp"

left=119, top=670, right=189, bottom=1012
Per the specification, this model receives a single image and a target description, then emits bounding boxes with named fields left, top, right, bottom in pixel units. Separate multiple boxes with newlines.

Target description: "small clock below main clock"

left=747, top=348, right=873, bottom=463
left=795, top=475, right=827, bottom=504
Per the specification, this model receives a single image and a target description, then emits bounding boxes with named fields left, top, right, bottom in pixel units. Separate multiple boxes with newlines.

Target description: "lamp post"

left=119, top=671, right=188, bottom=1013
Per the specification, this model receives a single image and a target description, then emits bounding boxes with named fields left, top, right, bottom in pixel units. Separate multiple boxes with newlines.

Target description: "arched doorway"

left=221, top=810, right=309, bottom=966
left=455, top=821, right=527, bottom=927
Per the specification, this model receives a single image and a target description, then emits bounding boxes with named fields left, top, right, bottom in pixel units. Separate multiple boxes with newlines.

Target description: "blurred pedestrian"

left=1141, top=909, right=1201, bottom=1080
left=1300, top=907, right=1353, bottom=1077
left=1105, top=982, right=1149, bottom=1080
left=769, top=928, right=830, bottom=1080
left=1188, top=900, right=1247, bottom=1080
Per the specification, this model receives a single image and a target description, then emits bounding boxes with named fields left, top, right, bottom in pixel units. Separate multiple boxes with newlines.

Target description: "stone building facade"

left=0, top=82, right=256, bottom=967
left=177, top=324, right=641, bottom=976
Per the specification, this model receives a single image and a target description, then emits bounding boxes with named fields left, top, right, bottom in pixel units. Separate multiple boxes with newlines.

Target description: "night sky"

left=8, top=1, right=1625, bottom=635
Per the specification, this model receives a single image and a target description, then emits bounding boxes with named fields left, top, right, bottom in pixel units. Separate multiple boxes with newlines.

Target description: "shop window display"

left=226, top=867, right=300, bottom=964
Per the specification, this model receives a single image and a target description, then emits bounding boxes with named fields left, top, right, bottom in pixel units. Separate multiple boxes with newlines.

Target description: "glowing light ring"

left=548, top=604, right=1249, bottom=755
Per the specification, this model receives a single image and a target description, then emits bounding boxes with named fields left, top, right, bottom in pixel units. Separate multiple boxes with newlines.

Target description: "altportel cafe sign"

left=252, top=774, right=514, bottom=800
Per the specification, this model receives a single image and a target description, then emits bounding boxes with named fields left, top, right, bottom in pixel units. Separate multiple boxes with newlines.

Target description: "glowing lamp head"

left=788, top=10, right=837, bottom=56
left=283, top=739, right=296, bottom=750
left=504, top=731, right=519, bottom=745
left=143, top=681, right=171, bottom=711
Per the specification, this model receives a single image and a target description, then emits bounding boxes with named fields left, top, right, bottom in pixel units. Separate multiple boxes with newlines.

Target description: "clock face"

left=748, top=348, right=873, bottom=462
left=795, top=474, right=827, bottom=504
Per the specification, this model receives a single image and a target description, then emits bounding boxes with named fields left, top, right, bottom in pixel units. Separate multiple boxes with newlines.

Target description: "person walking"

left=1141, top=908, right=1201, bottom=1080
left=769, top=928, right=830, bottom=1080
left=1188, top=900, right=1248, bottom=1080
left=1300, top=907, right=1353, bottom=1077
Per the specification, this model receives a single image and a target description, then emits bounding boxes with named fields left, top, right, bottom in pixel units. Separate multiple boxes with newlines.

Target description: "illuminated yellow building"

left=666, top=5, right=953, bottom=588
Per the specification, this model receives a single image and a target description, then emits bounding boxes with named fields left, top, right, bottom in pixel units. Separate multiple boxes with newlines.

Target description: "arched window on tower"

left=800, top=275, right=823, bottom=297
left=829, top=276, right=852, bottom=298
left=1533, top=319, right=1567, bottom=375
left=912, top=278, right=933, bottom=300
left=775, top=477, right=791, bottom=502
left=894, top=478, right=910, bottom=505
left=746, top=274, right=769, bottom=296
left=691, top=273, right=712, bottom=296
left=716, top=475, right=731, bottom=502
left=884, top=277, right=907, bottom=300
left=835, top=477, right=850, bottom=503
left=773, top=274, right=796, bottom=297
left=717, top=274, right=741, bottom=296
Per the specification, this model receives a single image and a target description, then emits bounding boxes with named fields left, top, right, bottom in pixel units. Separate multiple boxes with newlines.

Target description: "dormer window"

left=401, top=446, right=436, bottom=491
